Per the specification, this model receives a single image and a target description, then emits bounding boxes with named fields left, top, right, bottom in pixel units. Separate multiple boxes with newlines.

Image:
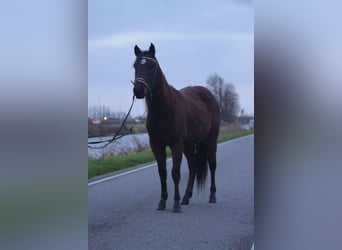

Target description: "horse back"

left=180, top=86, right=220, bottom=142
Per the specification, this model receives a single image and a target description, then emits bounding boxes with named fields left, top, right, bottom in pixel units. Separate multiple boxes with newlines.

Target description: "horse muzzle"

left=133, top=81, right=148, bottom=99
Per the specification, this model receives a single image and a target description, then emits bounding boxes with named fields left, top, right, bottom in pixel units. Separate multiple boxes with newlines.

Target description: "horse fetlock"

left=181, top=192, right=192, bottom=205
left=181, top=198, right=189, bottom=205
left=161, top=193, right=168, bottom=201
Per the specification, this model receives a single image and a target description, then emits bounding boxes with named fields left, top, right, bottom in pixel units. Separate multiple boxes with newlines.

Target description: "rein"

left=88, top=94, right=136, bottom=149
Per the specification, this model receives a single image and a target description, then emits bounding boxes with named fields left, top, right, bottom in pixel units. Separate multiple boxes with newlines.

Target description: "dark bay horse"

left=132, top=43, right=220, bottom=212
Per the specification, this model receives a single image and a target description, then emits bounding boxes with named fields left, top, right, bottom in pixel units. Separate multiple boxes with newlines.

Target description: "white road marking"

left=88, top=134, right=253, bottom=187
left=88, top=159, right=171, bottom=187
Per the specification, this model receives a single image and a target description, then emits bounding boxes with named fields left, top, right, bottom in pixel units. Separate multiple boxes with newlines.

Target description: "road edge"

left=88, top=133, right=253, bottom=187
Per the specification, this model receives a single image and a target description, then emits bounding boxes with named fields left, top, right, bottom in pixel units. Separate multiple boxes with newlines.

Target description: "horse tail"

left=196, top=140, right=208, bottom=190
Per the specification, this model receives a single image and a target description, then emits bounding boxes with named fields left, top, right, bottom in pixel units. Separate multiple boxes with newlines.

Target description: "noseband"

left=131, top=56, right=158, bottom=99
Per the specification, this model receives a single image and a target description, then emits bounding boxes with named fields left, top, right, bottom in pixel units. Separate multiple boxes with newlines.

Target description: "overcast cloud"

left=88, top=0, right=254, bottom=117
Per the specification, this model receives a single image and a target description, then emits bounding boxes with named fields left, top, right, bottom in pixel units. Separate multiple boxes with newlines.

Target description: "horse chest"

left=146, top=118, right=185, bottom=145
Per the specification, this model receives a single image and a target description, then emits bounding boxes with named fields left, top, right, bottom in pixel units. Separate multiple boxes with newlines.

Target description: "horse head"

left=132, top=43, right=158, bottom=99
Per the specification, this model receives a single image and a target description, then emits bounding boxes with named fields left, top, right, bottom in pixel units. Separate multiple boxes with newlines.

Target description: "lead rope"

left=88, top=94, right=136, bottom=149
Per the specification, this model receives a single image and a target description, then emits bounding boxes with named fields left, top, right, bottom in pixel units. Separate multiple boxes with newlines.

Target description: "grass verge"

left=88, top=129, right=253, bottom=179
left=217, top=129, right=254, bottom=143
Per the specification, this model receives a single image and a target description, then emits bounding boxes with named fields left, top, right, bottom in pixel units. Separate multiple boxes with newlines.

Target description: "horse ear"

left=134, top=45, right=141, bottom=56
left=149, top=43, right=155, bottom=57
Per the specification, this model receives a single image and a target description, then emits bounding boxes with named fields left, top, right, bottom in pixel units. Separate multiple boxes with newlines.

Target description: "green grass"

left=88, top=130, right=254, bottom=179
left=217, top=129, right=254, bottom=143
left=88, top=149, right=155, bottom=178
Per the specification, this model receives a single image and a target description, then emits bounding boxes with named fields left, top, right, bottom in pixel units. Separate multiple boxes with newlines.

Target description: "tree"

left=206, top=73, right=240, bottom=122
left=88, top=105, right=112, bottom=119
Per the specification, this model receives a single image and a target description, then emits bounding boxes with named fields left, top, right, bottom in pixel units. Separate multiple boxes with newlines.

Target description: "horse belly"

left=147, top=124, right=184, bottom=146
left=185, top=116, right=211, bottom=144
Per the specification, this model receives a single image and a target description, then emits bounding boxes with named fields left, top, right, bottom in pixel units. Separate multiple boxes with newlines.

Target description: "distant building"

left=237, top=116, right=254, bottom=124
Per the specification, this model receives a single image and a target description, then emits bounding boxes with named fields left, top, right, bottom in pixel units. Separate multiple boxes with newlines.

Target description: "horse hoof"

left=157, top=201, right=166, bottom=210
left=209, top=194, right=216, bottom=203
left=173, top=205, right=181, bottom=213
left=181, top=193, right=191, bottom=205
left=181, top=199, right=189, bottom=205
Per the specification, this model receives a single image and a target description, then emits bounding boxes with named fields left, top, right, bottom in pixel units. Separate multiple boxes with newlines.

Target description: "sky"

left=88, top=0, right=254, bottom=117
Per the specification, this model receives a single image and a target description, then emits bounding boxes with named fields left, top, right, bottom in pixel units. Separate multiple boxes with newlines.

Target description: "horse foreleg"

left=171, top=144, right=183, bottom=213
left=151, top=144, right=168, bottom=210
left=157, top=166, right=168, bottom=210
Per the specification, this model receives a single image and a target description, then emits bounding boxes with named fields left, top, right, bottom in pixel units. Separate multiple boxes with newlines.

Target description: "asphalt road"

left=88, top=135, right=254, bottom=250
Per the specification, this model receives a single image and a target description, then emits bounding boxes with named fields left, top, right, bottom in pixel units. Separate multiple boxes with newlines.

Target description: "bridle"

left=131, top=56, right=159, bottom=99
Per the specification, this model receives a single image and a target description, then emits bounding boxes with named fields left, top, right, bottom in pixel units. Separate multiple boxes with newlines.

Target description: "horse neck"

left=145, top=68, right=175, bottom=113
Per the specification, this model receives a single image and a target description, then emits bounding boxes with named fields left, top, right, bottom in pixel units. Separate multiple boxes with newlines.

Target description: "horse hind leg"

left=208, top=142, right=217, bottom=203
left=171, top=143, right=183, bottom=213
left=181, top=144, right=197, bottom=205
